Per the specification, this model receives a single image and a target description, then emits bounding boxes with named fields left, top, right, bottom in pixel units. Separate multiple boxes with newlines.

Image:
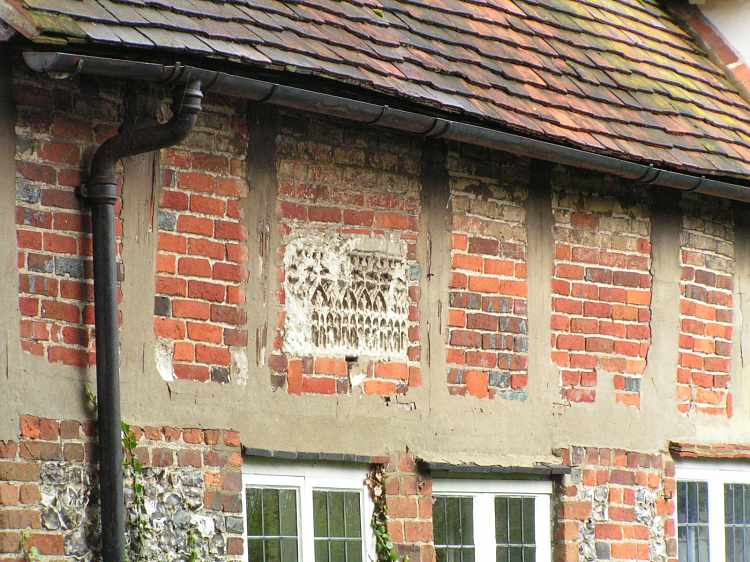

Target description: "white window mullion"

left=301, top=476, right=316, bottom=562
left=473, top=494, right=495, bottom=562
left=534, top=494, right=551, bottom=562
left=708, top=479, right=725, bottom=562
left=242, top=485, right=249, bottom=562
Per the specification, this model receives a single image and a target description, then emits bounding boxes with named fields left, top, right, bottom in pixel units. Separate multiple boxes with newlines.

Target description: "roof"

left=7, top=0, right=750, bottom=179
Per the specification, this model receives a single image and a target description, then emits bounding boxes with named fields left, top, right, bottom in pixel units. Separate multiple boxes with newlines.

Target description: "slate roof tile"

left=13, top=0, right=750, bottom=178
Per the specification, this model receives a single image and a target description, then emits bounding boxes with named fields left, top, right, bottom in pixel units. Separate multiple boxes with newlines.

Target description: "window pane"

left=725, top=484, right=750, bottom=562
left=522, top=498, right=535, bottom=544
left=677, top=481, right=709, bottom=562
left=315, top=541, right=329, bottom=562
left=496, top=495, right=536, bottom=562
left=345, top=493, right=362, bottom=537
left=329, top=541, right=346, bottom=562
left=434, top=496, right=447, bottom=546
left=509, top=499, right=523, bottom=543
left=281, top=539, right=298, bottom=562
left=314, top=491, right=329, bottom=537
left=329, top=492, right=346, bottom=537
left=264, top=489, right=281, bottom=536
left=446, top=497, right=462, bottom=545
left=496, top=497, right=508, bottom=544
left=461, top=498, right=473, bottom=546
left=346, top=541, right=363, bottom=562
left=248, top=488, right=263, bottom=535
left=678, top=482, right=687, bottom=525
left=280, top=490, right=298, bottom=536
left=313, top=490, right=363, bottom=562
left=249, top=539, right=264, bottom=562
left=247, top=487, right=300, bottom=562
left=433, top=496, right=474, bottom=562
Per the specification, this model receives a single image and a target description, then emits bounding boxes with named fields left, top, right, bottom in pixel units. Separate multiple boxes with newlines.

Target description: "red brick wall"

left=0, top=416, right=244, bottom=560
left=551, top=174, right=652, bottom=407
left=270, top=114, right=422, bottom=396
left=677, top=194, right=734, bottom=416
left=555, top=446, right=676, bottom=562
left=382, top=452, right=435, bottom=562
left=446, top=151, right=529, bottom=399
left=13, top=70, right=123, bottom=367
left=154, top=94, right=249, bottom=383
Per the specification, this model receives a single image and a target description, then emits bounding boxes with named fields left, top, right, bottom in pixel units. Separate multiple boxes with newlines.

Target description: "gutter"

left=84, top=79, right=203, bottom=561
left=24, top=51, right=750, bottom=203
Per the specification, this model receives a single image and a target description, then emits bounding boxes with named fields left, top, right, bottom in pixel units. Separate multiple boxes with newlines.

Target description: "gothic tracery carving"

left=283, top=235, right=409, bottom=359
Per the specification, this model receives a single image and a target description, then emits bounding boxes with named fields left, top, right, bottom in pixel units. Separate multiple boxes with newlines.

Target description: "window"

left=676, top=461, right=750, bottom=562
left=432, top=479, right=552, bottom=562
left=243, top=459, right=374, bottom=562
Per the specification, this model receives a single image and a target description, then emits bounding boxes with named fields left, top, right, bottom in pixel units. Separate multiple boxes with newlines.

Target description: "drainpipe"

left=84, top=80, right=203, bottom=562
left=24, top=51, right=750, bottom=203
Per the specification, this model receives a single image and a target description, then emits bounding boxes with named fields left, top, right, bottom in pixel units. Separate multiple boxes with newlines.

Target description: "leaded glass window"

left=432, top=480, right=551, bottom=562
left=678, top=481, right=710, bottom=562
left=246, top=487, right=299, bottom=562
left=495, top=497, right=535, bottom=562
left=313, top=490, right=363, bottom=562
left=433, top=496, right=475, bottom=562
left=725, top=483, right=750, bottom=562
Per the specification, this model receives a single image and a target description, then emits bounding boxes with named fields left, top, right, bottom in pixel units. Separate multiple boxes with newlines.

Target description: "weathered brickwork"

left=0, top=416, right=244, bottom=560
left=670, top=441, right=750, bottom=460
left=551, top=172, right=652, bottom=407
left=382, top=452, right=435, bottom=562
left=270, top=113, right=422, bottom=396
left=154, top=94, right=249, bottom=384
left=555, top=446, right=676, bottom=562
left=677, top=194, right=734, bottom=416
left=13, top=69, right=123, bottom=367
left=446, top=149, right=529, bottom=399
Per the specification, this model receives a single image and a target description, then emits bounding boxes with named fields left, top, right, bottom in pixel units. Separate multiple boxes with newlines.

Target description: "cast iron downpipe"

left=24, top=51, right=750, bottom=202
left=85, top=80, right=203, bottom=562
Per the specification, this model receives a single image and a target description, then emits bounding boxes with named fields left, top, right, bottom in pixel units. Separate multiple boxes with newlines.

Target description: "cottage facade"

left=1, top=1, right=750, bottom=562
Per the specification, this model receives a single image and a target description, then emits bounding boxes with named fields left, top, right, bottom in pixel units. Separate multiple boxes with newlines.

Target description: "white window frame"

left=675, top=460, right=750, bottom=562
left=432, top=479, right=552, bottom=562
left=242, top=459, right=375, bottom=562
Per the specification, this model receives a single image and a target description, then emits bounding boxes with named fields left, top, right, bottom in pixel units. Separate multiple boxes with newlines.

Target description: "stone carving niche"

left=283, top=233, right=409, bottom=359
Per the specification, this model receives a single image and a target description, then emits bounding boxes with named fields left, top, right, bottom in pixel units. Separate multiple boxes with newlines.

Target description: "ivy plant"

left=367, top=466, right=408, bottom=562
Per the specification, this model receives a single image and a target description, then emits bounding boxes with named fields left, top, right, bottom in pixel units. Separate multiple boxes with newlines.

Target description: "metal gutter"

left=24, top=51, right=750, bottom=203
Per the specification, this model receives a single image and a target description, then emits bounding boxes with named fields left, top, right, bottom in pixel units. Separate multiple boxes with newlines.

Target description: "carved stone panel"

left=283, top=233, right=409, bottom=359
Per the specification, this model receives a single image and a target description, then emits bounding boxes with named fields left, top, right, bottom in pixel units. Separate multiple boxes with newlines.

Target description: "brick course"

left=551, top=172, right=652, bottom=407
left=154, top=94, right=249, bottom=383
left=446, top=149, right=529, bottom=399
left=382, top=452, right=435, bottom=562
left=14, top=70, right=123, bottom=367
left=677, top=194, right=734, bottom=416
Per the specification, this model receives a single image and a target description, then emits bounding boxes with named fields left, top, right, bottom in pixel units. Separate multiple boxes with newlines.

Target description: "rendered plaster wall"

left=700, top=0, right=750, bottom=65
left=2, top=55, right=750, bottom=474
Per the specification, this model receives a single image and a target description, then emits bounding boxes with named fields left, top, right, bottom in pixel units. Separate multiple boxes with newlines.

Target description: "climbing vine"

left=19, top=530, right=41, bottom=562
left=122, top=420, right=152, bottom=560
left=367, top=466, right=407, bottom=562
left=84, top=385, right=203, bottom=562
